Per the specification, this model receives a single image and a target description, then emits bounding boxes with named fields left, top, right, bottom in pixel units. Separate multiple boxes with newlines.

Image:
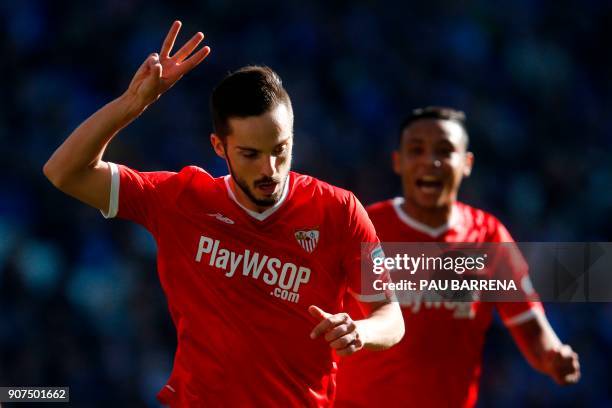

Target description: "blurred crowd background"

left=1, top=0, right=611, bottom=406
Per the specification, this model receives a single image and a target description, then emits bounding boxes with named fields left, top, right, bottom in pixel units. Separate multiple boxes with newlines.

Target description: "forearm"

left=355, top=302, right=404, bottom=351
left=43, top=92, right=145, bottom=186
left=511, top=311, right=561, bottom=372
left=526, top=332, right=561, bottom=374
left=41, top=22, right=209, bottom=212
left=511, top=311, right=580, bottom=385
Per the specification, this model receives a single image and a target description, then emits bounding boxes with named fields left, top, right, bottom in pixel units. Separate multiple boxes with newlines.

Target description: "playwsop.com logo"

left=195, top=235, right=311, bottom=304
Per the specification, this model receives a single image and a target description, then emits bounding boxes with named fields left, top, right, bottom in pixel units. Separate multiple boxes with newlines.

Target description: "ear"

left=463, top=151, right=474, bottom=177
left=210, top=133, right=226, bottom=159
left=392, top=150, right=401, bottom=175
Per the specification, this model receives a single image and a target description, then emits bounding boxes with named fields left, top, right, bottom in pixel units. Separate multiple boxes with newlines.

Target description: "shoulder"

left=291, top=172, right=373, bottom=230
left=456, top=201, right=512, bottom=240
left=147, top=165, right=222, bottom=203
left=176, top=165, right=213, bottom=180
left=291, top=172, right=356, bottom=204
left=175, top=165, right=227, bottom=197
left=366, top=199, right=396, bottom=219
left=172, top=165, right=218, bottom=187
left=123, top=165, right=212, bottom=187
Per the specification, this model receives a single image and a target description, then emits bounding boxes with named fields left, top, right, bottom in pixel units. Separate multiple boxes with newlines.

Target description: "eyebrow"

left=435, top=140, right=455, bottom=148
left=235, top=146, right=259, bottom=152
left=235, top=138, right=291, bottom=152
left=404, top=137, right=455, bottom=146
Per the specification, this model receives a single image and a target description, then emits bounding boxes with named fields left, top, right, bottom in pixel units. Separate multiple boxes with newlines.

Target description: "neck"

left=229, top=178, right=270, bottom=213
left=402, top=198, right=454, bottom=228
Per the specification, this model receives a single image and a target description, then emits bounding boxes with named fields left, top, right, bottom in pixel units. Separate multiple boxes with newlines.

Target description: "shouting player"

left=43, top=21, right=404, bottom=407
left=335, top=107, right=580, bottom=407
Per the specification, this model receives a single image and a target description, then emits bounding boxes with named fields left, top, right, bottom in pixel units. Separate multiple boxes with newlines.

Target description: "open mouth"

left=415, top=175, right=444, bottom=194
left=256, top=181, right=279, bottom=194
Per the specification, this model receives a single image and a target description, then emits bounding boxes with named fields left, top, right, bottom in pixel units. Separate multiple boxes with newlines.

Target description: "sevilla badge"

left=295, top=229, right=319, bottom=253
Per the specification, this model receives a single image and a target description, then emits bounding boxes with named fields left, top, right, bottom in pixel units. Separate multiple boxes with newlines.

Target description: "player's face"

left=211, top=103, right=293, bottom=210
left=393, top=119, right=473, bottom=209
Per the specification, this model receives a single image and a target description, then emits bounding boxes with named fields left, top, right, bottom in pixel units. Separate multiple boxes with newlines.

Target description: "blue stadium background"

left=1, top=0, right=611, bottom=406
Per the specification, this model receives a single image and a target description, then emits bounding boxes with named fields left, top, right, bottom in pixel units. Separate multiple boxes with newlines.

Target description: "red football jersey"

left=335, top=197, right=542, bottom=408
left=102, top=163, right=386, bottom=407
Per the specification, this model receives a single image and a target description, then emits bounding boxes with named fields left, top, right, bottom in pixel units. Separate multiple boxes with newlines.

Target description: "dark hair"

left=210, top=65, right=292, bottom=138
left=399, top=106, right=469, bottom=148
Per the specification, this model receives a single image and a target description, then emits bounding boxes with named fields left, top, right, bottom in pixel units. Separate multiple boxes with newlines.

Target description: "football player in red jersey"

left=43, top=21, right=404, bottom=407
left=335, top=107, right=580, bottom=407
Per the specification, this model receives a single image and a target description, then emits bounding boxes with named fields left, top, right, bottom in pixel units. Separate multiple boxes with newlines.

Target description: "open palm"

left=127, top=21, right=211, bottom=107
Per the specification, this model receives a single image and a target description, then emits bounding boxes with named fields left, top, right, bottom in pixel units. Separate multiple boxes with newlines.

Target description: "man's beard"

left=227, top=157, right=284, bottom=208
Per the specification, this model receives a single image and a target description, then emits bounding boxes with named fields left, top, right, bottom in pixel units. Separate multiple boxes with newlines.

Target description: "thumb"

left=130, top=53, right=158, bottom=85
left=308, top=305, right=331, bottom=321
left=140, top=53, right=158, bottom=70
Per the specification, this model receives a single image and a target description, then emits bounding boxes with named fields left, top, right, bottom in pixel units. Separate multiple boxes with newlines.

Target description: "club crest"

left=295, top=229, right=319, bottom=253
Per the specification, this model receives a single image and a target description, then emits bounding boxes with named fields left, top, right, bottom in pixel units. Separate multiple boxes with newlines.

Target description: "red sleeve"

left=342, top=192, right=391, bottom=302
left=106, top=163, right=179, bottom=233
left=490, top=217, right=543, bottom=326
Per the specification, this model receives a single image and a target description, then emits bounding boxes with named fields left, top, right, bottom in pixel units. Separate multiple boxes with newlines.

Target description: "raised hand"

left=309, top=305, right=364, bottom=357
left=126, top=20, right=211, bottom=108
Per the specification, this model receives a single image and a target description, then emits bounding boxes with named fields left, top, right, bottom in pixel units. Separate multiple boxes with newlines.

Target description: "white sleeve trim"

left=100, top=162, right=119, bottom=219
left=503, top=306, right=542, bottom=327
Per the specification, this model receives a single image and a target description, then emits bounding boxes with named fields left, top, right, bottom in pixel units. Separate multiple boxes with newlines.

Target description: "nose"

left=260, top=154, right=276, bottom=177
left=420, top=149, right=442, bottom=169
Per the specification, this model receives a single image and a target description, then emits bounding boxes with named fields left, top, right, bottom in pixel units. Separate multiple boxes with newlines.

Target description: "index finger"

left=310, top=313, right=349, bottom=339
left=160, top=20, right=182, bottom=58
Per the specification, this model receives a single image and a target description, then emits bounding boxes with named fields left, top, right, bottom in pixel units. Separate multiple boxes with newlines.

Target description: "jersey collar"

left=391, top=197, right=459, bottom=238
left=224, top=174, right=291, bottom=221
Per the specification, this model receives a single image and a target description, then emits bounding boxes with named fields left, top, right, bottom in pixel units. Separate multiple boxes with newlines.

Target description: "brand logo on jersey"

left=207, top=213, right=235, bottom=224
left=195, top=235, right=311, bottom=304
left=295, top=229, right=319, bottom=253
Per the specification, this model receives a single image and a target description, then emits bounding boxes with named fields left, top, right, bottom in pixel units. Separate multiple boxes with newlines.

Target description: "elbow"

left=394, top=318, right=406, bottom=345
left=385, top=316, right=405, bottom=349
left=42, top=160, right=52, bottom=180
left=388, top=302, right=406, bottom=348
left=43, top=159, right=66, bottom=189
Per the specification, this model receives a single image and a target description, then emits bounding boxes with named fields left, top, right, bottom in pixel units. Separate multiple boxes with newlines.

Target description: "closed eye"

left=242, top=151, right=258, bottom=159
left=405, top=146, right=424, bottom=155
left=435, top=148, right=454, bottom=157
